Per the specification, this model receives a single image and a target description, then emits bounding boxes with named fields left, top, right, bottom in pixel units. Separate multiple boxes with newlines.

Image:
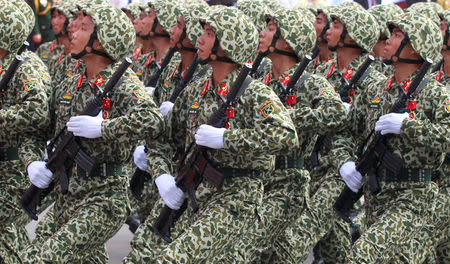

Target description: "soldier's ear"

left=92, top=39, right=106, bottom=53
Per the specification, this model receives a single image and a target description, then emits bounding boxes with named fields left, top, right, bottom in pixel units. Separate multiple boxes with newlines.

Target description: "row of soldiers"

left=0, top=0, right=447, bottom=263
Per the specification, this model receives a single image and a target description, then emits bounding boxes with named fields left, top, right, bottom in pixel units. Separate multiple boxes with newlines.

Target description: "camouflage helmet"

left=387, top=12, right=442, bottom=63
left=200, top=7, right=259, bottom=65
left=294, top=7, right=316, bottom=24
left=262, top=0, right=283, bottom=12
left=329, top=3, right=379, bottom=52
left=137, top=3, right=150, bottom=15
left=407, top=2, right=442, bottom=26
left=79, top=4, right=136, bottom=61
left=369, top=4, right=403, bottom=39
left=51, top=2, right=74, bottom=22
left=264, top=7, right=316, bottom=59
left=121, top=3, right=142, bottom=20
left=173, top=3, right=210, bottom=47
left=11, top=0, right=35, bottom=38
left=149, top=0, right=181, bottom=34
left=0, top=1, right=29, bottom=53
left=236, top=0, right=268, bottom=33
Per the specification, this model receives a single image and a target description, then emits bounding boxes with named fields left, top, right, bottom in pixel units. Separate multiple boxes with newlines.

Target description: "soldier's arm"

left=401, top=83, right=450, bottom=152
left=101, top=71, right=165, bottom=143
left=223, top=81, right=298, bottom=155
left=288, top=75, right=347, bottom=134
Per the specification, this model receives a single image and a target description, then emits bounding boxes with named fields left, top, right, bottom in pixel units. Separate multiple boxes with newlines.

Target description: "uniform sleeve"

left=146, top=87, right=190, bottom=179
left=401, top=83, right=450, bottom=153
left=101, top=73, right=165, bottom=143
left=289, top=75, right=347, bottom=134
left=223, top=81, right=298, bottom=156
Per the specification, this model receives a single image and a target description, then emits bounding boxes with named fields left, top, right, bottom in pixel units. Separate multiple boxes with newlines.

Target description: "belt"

left=0, top=147, right=19, bottom=161
left=379, top=167, right=432, bottom=182
left=218, top=167, right=260, bottom=179
left=444, top=154, right=450, bottom=165
left=76, top=163, right=122, bottom=177
left=275, top=156, right=304, bottom=170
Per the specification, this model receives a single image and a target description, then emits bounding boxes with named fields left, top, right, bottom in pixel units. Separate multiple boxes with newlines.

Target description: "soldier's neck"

left=135, top=37, right=144, bottom=48
left=268, top=53, right=297, bottom=80
left=180, top=51, right=196, bottom=73
left=0, top=49, right=8, bottom=60
left=393, top=62, right=420, bottom=84
left=141, top=39, right=154, bottom=54
left=318, top=42, right=331, bottom=62
left=336, top=47, right=361, bottom=72
left=153, top=37, right=170, bottom=62
left=442, top=50, right=450, bottom=76
left=211, top=61, right=239, bottom=88
left=84, top=54, right=113, bottom=81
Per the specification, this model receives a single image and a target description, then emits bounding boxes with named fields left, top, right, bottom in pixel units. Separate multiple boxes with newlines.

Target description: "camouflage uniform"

left=20, top=4, right=164, bottom=263
left=270, top=4, right=380, bottom=263
left=0, top=1, right=50, bottom=262
left=332, top=13, right=447, bottom=263
left=123, top=7, right=298, bottom=263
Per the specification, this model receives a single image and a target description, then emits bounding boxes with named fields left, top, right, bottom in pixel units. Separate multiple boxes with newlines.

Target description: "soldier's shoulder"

left=19, top=51, right=50, bottom=77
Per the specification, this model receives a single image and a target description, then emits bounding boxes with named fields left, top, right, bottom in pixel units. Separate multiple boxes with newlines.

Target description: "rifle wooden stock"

left=20, top=58, right=132, bottom=220
left=333, top=58, right=433, bottom=222
left=338, top=54, right=375, bottom=103
left=153, top=64, right=253, bottom=242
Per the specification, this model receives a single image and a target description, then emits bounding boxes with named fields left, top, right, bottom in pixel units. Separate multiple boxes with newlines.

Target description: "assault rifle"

left=249, top=51, right=267, bottom=79
left=20, top=58, right=133, bottom=220
left=333, top=58, right=433, bottom=223
left=130, top=55, right=202, bottom=201
left=146, top=47, right=177, bottom=88
left=0, top=41, right=30, bottom=90
left=278, top=54, right=313, bottom=106
left=310, top=55, right=375, bottom=169
left=153, top=63, right=253, bottom=243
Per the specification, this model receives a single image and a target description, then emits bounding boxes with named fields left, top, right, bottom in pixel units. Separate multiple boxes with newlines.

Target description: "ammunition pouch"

left=275, top=156, right=304, bottom=170
left=0, top=147, right=19, bottom=161
left=76, top=163, right=122, bottom=177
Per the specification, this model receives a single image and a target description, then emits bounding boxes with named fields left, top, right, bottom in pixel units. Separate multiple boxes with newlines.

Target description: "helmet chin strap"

left=140, top=17, right=170, bottom=40
left=199, top=37, right=235, bottom=65
left=317, top=22, right=329, bottom=44
left=71, top=28, right=114, bottom=61
left=176, top=28, right=197, bottom=53
left=267, top=27, right=298, bottom=59
left=383, top=35, right=423, bottom=65
left=328, top=26, right=361, bottom=52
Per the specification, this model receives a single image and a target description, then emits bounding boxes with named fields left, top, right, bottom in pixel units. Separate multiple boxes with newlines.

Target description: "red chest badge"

left=264, top=73, right=271, bottom=85
left=436, top=71, right=442, bottom=82
left=217, top=83, right=229, bottom=97
left=327, top=63, right=335, bottom=78
left=280, top=74, right=291, bottom=86
left=200, top=80, right=209, bottom=97
left=145, top=54, right=154, bottom=67
left=343, top=67, right=354, bottom=81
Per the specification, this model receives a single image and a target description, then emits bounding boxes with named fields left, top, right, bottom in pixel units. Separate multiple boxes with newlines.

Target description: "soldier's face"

left=141, top=9, right=156, bottom=36
left=258, top=20, right=277, bottom=53
left=70, top=15, right=95, bottom=55
left=124, top=10, right=134, bottom=24
left=440, top=19, right=447, bottom=40
left=384, top=27, right=406, bottom=60
left=51, top=9, right=67, bottom=35
left=170, top=16, right=188, bottom=48
left=314, top=13, right=328, bottom=42
left=197, top=24, right=215, bottom=60
left=326, top=19, right=343, bottom=47
left=67, top=11, right=83, bottom=43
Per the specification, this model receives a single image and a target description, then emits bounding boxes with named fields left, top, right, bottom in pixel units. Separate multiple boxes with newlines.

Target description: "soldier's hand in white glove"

left=155, top=174, right=185, bottom=210
left=27, top=161, right=53, bottom=188
left=159, top=101, right=174, bottom=116
left=339, top=161, right=363, bottom=193
left=133, top=145, right=147, bottom=171
left=342, top=102, right=351, bottom=113
left=375, top=113, right=409, bottom=135
left=67, top=111, right=103, bottom=139
left=195, top=124, right=225, bottom=149
left=145, top=86, right=155, bottom=96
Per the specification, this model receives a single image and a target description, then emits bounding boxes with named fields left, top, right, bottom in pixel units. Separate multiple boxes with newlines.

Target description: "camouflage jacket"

left=373, top=57, right=394, bottom=77
left=260, top=64, right=347, bottom=158
left=332, top=70, right=450, bottom=172
left=51, top=56, right=85, bottom=94
left=146, top=66, right=298, bottom=179
left=0, top=51, right=50, bottom=167
left=309, top=52, right=336, bottom=75
left=154, top=57, right=212, bottom=106
left=140, top=50, right=181, bottom=92
left=36, top=40, right=65, bottom=76
left=51, top=62, right=164, bottom=180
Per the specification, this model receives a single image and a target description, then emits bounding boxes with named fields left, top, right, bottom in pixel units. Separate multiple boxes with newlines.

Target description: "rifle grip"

left=129, top=168, right=150, bottom=201
left=333, top=186, right=363, bottom=223
left=19, top=185, right=41, bottom=220
left=153, top=205, right=174, bottom=243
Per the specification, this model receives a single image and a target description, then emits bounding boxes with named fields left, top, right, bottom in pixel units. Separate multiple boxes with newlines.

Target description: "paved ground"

left=26, top=207, right=313, bottom=263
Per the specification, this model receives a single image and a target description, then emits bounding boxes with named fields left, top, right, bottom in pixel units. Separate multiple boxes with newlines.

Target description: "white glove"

left=27, top=161, right=53, bottom=189
left=145, top=86, right=155, bottom=96
left=159, top=101, right=174, bottom=116
left=133, top=145, right=148, bottom=171
left=195, top=124, right=225, bottom=149
left=375, top=113, right=409, bottom=135
left=342, top=102, right=351, bottom=113
left=67, top=111, right=103, bottom=139
left=339, top=161, right=363, bottom=193
left=155, top=174, right=185, bottom=210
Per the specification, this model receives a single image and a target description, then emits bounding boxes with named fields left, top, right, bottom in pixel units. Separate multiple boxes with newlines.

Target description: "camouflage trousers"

left=0, top=223, right=29, bottom=264
left=267, top=166, right=351, bottom=263
left=350, top=179, right=439, bottom=264
left=123, top=176, right=263, bottom=263
left=211, top=168, right=310, bottom=262
left=20, top=175, right=128, bottom=263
